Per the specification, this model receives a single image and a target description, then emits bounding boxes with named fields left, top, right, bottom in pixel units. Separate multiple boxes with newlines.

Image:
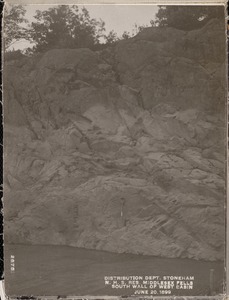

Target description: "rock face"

left=4, top=19, right=226, bottom=261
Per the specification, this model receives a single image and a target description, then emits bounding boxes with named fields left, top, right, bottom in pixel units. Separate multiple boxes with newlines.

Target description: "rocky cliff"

left=4, top=19, right=226, bottom=261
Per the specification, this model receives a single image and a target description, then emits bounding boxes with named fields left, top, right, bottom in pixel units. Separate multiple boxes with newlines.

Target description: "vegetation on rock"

left=4, top=5, right=224, bottom=55
left=151, top=6, right=224, bottom=30
left=4, top=4, right=30, bottom=50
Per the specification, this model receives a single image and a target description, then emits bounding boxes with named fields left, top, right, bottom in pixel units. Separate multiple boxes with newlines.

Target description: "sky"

left=10, top=4, right=159, bottom=50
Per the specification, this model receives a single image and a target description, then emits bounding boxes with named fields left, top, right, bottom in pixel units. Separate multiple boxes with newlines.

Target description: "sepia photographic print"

left=3, top=2, right=227, bottom=297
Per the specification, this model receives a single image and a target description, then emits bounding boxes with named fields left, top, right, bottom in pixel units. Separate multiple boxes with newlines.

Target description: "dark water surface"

left=5, top=244, right=224, bottom=297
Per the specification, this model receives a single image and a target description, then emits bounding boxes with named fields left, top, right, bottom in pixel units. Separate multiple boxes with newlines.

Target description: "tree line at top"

left=4, top=4, right=223, bottom=55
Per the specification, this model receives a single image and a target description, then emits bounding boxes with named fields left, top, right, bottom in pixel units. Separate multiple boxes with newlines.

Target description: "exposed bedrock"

left=4, top=19, right=226, bottom=260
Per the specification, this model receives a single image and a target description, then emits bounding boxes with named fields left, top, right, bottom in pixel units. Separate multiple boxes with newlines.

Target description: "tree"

left=4, top=4, right=30, bottom=50
left=151, top=6, right=223, bottom=30
left=120, top=24, right=148, bottom=41
left=132, top=23, right=147, bottom=35
left=104, top=30, right=119, bottom=44
left=121, top=31, right=131, bottom=40
left=29, top=5, right=106, bottom=52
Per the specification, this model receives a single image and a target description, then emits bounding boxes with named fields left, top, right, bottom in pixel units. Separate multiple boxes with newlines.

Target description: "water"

left=5, top=244, right=224, bottom=297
